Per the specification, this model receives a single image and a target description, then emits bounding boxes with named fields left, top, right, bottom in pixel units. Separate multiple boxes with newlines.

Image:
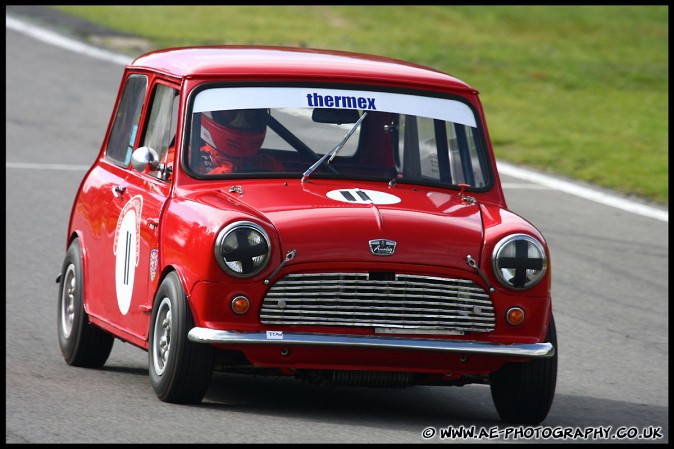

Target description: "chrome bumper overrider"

left=188, top=328, right=555, bottom=358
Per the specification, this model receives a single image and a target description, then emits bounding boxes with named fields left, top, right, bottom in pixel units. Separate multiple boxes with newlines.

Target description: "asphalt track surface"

left=5, top=7, right=669, bottom=444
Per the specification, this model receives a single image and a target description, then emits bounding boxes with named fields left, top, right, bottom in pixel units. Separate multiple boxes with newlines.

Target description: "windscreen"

left=184, top=86, right=490, bottom=188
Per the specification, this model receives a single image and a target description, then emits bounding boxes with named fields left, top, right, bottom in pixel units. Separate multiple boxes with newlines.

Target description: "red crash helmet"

left=201, top=109, right=268, bottom=157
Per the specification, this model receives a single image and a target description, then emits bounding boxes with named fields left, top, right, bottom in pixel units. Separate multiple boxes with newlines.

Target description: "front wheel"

left=490, top=314, right=558, bottom=424
left=57, top=238, right=114, bottom=367
left=148, top=271, right=213, bottom=403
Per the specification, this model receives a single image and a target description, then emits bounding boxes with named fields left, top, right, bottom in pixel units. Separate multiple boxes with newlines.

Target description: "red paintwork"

left=66, top=46, right=551, bottom=376
left=131, top=46, right=478, bottom=93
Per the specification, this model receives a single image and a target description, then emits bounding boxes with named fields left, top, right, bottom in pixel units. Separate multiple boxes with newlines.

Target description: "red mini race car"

left=57, top=45, right=556, bottom=424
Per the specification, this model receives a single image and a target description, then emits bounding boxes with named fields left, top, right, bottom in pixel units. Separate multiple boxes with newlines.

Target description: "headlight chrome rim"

left=492, top=233, right=547, bottom=290
left=214, top=221, right=271, bottom=278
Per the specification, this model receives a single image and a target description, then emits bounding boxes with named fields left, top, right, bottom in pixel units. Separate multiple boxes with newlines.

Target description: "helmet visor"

left=212, top=109, right=267, bottom=131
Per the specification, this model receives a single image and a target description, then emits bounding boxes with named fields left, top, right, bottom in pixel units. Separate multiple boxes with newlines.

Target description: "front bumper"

left=188, top=328, right=555, bottom=358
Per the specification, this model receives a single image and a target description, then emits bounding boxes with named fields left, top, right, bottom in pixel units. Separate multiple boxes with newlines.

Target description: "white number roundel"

left=113, top=195, right=143, bottom=315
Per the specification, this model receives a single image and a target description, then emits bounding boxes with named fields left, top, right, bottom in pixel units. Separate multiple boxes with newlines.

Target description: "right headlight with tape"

left=214, top=221, right=271, bottom=277
left=491, top=234, right=547, bottom=290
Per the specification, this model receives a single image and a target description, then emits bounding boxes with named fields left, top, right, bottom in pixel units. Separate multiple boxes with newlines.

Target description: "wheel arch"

left=64, top=231, right=91, bottom=314
left=150, top=264, right=198, bottom=323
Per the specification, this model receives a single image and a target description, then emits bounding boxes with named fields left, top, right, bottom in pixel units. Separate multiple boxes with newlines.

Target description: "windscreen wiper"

left=301, top=111, right=368, bottom=183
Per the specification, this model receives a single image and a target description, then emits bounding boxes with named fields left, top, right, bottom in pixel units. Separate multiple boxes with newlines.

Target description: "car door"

left=82, top=73, right=147, bottom=334
left=110, top=80, right=180, bottom=341
left=86, top=74, right=180, bottom=344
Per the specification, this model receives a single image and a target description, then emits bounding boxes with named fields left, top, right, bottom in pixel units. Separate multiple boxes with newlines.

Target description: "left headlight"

left=214, top=221, right=271, bottom=277
left=492, top=234, right=547, bottom=290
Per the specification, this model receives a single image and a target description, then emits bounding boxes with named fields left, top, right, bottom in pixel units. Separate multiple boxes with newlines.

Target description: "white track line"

left=6, top=14, right=668, bottom=223
left=6, top=15, right=133, bottom=65
left=6, top=162, right=89, bottom=171
left=498, top=161, right=667, bottom=222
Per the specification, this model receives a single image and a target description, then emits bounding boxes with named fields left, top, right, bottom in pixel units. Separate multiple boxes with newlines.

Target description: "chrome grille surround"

left=260, top=273, right=495, bottom=333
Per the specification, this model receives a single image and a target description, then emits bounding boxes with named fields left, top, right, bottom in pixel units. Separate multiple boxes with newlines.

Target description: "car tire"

left=490, top=314, right=558, bottom=425
left=148, top=271, right=214, bottom=403
left=57, top=238, right=114, bottom=367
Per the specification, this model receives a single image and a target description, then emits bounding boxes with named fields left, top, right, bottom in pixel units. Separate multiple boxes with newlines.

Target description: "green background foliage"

left=52, top=5, right=668, bottom=204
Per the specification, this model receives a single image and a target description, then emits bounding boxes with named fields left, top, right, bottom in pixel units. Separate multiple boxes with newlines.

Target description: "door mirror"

left=131, top=146, right=160, bottom=172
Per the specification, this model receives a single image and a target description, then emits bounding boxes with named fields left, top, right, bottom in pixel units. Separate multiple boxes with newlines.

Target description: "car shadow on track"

left=194, top=372, right=668, bottom=443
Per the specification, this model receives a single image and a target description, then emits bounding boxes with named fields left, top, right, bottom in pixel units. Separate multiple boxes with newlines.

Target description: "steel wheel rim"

left=60, top=264, right=76, bottom=338
left=152, top=297, right=172, bottom=375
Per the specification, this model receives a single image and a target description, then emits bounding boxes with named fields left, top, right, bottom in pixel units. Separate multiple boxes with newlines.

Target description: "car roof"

left=129, top=46, right=476, bottom=92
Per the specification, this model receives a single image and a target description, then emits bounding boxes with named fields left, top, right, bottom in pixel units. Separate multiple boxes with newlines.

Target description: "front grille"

left=260, top=273, right=495, bottom=333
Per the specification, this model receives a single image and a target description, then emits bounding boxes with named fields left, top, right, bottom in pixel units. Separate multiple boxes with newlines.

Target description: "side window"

left=105, top=75, right=147, bottom=167
left=140, top=83, right=179, bottom=179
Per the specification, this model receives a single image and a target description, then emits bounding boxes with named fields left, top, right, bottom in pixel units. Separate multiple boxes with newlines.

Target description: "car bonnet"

left=208, top=180, right=484, bottom=268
